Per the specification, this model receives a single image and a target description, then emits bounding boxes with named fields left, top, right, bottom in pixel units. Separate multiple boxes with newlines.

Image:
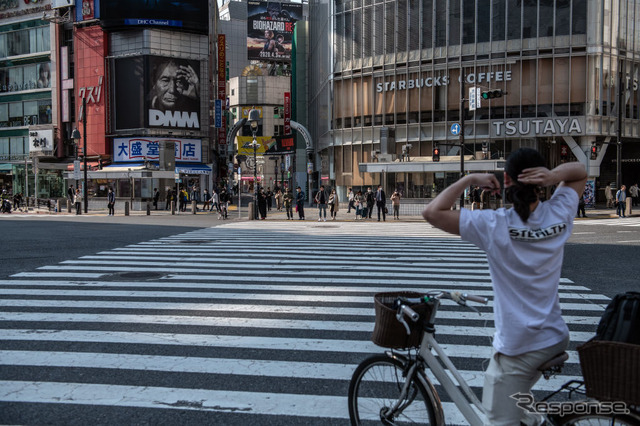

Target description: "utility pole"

left=617, top=71, right=623, bottom=190
left=459, top=69, right=465, bottom=209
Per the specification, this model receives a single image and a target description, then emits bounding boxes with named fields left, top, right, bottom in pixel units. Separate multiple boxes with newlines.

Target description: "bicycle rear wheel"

left=348, top=354, right=438, bottom=425
left=554, top=413, right=640, bottom=425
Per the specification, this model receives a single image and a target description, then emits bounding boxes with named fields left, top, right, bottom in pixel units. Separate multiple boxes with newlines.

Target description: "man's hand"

left=470, top=173, right=501, bottom=194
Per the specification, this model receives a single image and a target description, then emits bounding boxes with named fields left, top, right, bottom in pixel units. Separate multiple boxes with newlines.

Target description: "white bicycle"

left=348, top=290, right=640, bottom=425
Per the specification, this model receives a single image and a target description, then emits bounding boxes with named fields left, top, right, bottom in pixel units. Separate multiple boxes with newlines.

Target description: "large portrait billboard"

left=247, top=1, right=302, bottom=62
left=100, top=0, right=207, bottom=33
left=113, top=55, right=201, bottom=131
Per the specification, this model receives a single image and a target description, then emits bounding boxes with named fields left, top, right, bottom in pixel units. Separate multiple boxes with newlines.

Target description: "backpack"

left=595, top=291, right=640, bottom=344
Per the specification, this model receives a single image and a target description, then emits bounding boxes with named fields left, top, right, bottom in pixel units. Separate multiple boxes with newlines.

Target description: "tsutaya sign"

left=490, top=117, right=585, bottom=138
left=376, top=71, right=512, bottom=93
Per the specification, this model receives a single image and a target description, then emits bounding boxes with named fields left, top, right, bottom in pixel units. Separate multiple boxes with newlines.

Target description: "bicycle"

left=348, top=290, right=640, bottom=425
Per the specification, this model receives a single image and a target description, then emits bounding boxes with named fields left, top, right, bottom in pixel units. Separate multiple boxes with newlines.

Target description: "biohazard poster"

left=247, top=1, right=302, bottom=62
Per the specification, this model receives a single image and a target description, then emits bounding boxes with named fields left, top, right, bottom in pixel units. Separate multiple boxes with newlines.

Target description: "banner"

left=113, top=138, right=202, bottom=162
left=237, top=135, right=295, bottom=156
left=247, top=1, right=302, bottom=62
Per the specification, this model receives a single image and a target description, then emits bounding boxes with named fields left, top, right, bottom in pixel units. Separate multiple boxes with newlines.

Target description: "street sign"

left=214, top=99, right=222, bottom=128
left=450, top=123, right=461, bottom=136
left=285, top=154, right=291, bottom=170
left=469, top=87, right=477, bottom=111
left=73, top=160, right=81, bottom=180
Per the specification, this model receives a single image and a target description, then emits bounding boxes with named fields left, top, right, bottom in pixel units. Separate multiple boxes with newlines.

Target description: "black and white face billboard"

left=113, top=56, right=201, bottom=131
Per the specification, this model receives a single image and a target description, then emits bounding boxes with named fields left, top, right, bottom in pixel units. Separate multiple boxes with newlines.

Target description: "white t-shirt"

left=459, top=186, right=579, bottom=356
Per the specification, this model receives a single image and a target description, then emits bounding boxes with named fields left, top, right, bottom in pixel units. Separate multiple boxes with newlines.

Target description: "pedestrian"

left=283, top=188, right=294, bottom=219
left=190, top=185, right=199, bottom=210
left=605, top=184, right=613, bottom=208
left=74, top=188, right=82, bottom=215
left=315, top=185, right=328, bottom=221
left=347, top=187, right=354, bottom=212
left=202, top=189, right=211, bottom=211
left=375, top=185, right=386, bottom=221
left=180, top=188, right=188, bottom=212
left=257, top=187, right=268, bottom=219
left=577, top=192, right=586, bottom=218
left=354, top=190, right=364, bottom=220
left=107, top=187, right=115, bottom=216
left=266, top=187, right=273, bottom=211
left=67, top=185, right=74, bottom=204
left=365, top=187, right=375, bottom=219
left=391, top=189, right=401, bottom=219
left=165, top=188, right=172, bottom=210
left=629, top=183, right=639, bottom=207
left=153, top=188, right=160, bottom=210
left=616, top=185, right=627, bottom=217
left=275, top=189, right=283, bottom=211
left=296, top=186, right=305, bottom=220
left=328, top=188, right=339, bottom=220
left=471, top=185, right=482, bottom=210
left=218, top=188, right=229, bottom=219
left=211, top=189, right=220, bottom=212
left=422, top=147, right=587, bottom=425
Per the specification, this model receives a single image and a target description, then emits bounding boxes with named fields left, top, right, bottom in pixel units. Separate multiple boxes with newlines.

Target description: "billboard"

left=113, top=138, right=202, bottom=163
left=237, top=135, right=295, bottom=156
left=114, top=55, right=201, bottom=130
left=100, top=0, right=207, bottom=33
left=247, top=1, right=302, bottom=62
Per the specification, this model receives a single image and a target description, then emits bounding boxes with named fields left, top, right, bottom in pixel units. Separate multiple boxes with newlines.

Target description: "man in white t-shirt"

left=422, top=148, right=587, bottom=425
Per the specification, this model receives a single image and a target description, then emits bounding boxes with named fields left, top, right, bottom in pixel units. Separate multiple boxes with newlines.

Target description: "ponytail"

left=504, top=148, right=546, bottom=223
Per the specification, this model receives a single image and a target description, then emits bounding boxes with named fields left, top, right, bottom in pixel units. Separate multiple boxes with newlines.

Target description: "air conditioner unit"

left=377, top=154, right=395, bottom=162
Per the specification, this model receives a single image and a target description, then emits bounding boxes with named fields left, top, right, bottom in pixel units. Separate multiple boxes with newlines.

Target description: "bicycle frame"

left=416, top=331, right=487, bottom=425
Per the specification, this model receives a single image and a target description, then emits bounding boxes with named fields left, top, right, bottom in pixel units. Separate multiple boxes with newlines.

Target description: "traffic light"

left=433, top=145, right=440, bottom=162
left=591, top=144, right=597, bottom=160
left=481, top=89, right=503, bottom=100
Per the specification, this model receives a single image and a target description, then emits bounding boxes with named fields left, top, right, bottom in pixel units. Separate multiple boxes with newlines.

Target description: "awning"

left=0, top=163, right=13, bottom=172
left=175, top=163, right=211, bottom=175
left=359, top=157, right=506, bottom=174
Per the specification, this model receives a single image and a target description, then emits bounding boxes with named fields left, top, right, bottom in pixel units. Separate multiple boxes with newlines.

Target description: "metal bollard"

left=67, top=199, right=72, bottom=213
left=146, top=202, right=151, bottom=215
left=124, top=201, right=130, bottom=216
left=248, top=202, right=255, bottom=220
left=192, top=200, right=197, bottom=214
left=171, top=201, right=176, bottom=215
left=56, top=200, right=60, bottom=213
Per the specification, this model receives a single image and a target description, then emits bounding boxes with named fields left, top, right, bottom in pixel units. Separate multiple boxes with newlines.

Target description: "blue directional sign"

left=450, top=123, right=461, bottom=136
left=214, top=99, right=222, bottom=128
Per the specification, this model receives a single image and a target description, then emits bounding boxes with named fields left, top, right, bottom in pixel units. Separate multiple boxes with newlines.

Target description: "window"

left=274, top=125, right=280, bottom=135
left=463, top=0, right=475, bottom=44
left=507, top=0, right=521, bottom=40
left=1, top=25, right=50, bottom=58
left=477, top=0, right=490, bottom=42
left=492, top=0, right=505, bottom=41
left=38, top=99, right=52, bottom=124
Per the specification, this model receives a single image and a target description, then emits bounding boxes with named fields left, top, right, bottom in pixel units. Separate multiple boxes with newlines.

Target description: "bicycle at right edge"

left=347, top=290, right=640, bottom=426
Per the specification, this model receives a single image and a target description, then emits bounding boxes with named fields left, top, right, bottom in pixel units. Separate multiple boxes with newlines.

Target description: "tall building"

left=0, top=0, right=58, bottom=198
left=309, top=0, right=640, bottom=204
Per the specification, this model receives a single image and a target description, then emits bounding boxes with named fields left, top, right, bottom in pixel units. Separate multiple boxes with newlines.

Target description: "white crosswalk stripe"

left=575, top=217, right=640, bottom=227
left=0, top=221, right=607, bottom=425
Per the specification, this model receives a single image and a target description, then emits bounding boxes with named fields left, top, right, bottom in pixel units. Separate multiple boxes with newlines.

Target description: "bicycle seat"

left=537, top=352, right=568, bottom=372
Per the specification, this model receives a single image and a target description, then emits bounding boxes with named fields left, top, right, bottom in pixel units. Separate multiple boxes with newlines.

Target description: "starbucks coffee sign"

left=491, top=117, right=585, bottom=138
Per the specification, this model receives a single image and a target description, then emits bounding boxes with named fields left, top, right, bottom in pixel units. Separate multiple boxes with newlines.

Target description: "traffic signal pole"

left=459, top=70, right=465, bottom=209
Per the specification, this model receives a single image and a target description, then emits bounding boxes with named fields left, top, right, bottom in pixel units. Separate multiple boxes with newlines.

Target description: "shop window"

left=0, top=104, right=7, bottom=127
left=364, top=116, right=372, bottom=126
left=24, top=101, right=38, bottom=125
left=38, top=100, right=52, bottom=125
left=384, top=114, right=394, bottom=125
left=344, top=117, right=352, bottom=128
left=374, top=114, right=382, bottom=125
left=9, top=102, right=23, bottom=127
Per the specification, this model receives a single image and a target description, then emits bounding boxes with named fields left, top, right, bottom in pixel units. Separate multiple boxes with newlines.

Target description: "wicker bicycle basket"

left=371, top=291, right=431, bottom=349
left=577, top=339, right=640, bottom=405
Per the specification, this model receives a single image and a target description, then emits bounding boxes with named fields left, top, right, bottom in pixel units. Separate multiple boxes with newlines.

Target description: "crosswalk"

left=576, top=216, right=640, bottom=227
left=0, top=221, right=609, bottom=425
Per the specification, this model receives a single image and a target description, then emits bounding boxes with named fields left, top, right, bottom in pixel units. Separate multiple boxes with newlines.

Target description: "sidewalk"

left=6, top=203, right=637, bottom=223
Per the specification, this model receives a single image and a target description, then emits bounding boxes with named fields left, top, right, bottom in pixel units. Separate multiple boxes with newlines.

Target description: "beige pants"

left=483, top=336, right=569, bottom=426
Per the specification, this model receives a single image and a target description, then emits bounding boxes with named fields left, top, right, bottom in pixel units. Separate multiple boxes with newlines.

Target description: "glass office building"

left=309, top=0, right=640, bottom=200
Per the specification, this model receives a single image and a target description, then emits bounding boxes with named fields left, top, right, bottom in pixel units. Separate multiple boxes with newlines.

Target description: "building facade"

left=0, top=0, right=59, bottom=199
left=309, top=0, right=640, bottom=203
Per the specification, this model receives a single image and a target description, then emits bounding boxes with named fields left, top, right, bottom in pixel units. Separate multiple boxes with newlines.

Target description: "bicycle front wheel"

left=348, top=354, right=438, bottom=425
left=554, top=412, right=640, bottom=425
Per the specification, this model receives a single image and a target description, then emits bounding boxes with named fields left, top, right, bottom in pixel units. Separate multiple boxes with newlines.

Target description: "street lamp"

left=248, top=109, right=260, bottom=219
left=72, top=97, right=88, bottom=213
